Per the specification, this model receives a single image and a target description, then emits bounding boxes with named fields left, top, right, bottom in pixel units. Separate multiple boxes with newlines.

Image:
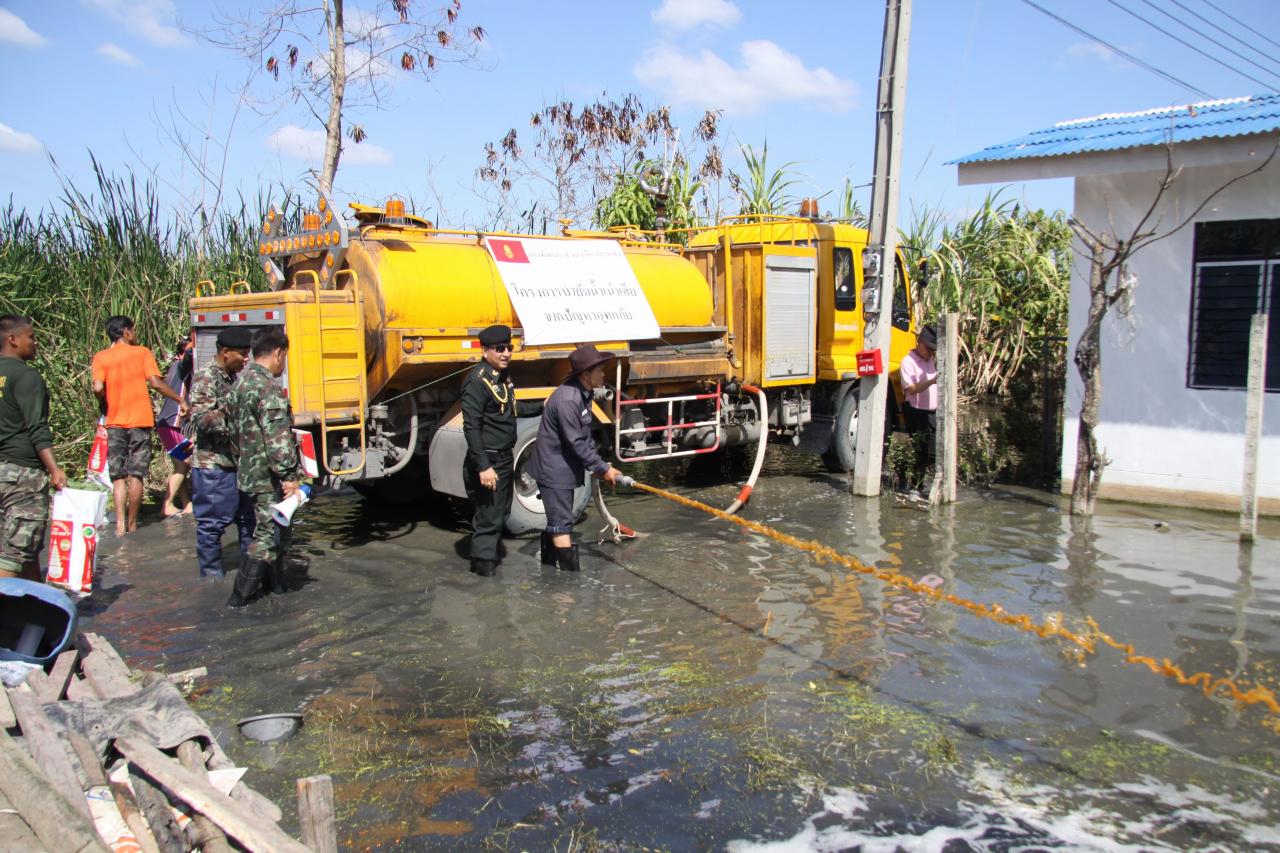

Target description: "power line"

left=1017, top=0, right=1213, bottom=99
left=1143, top=0, right=1280, bottom=86
left=1164, top=0, right=1280, bottom=76
left=1197, top=0, right=1280, bottom=54
left=1104, top=0, right=1276, bottom=92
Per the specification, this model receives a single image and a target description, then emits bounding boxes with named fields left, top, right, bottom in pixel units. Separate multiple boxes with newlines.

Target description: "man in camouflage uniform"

left=188, top=326, right=254, bottom=579
left=226, top=326, right=302, bottom=607
left=0, top=315, right=66, bottom=580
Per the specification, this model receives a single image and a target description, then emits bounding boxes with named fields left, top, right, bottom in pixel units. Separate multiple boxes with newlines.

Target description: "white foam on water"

left=725, top=764, right=1280, bottom=852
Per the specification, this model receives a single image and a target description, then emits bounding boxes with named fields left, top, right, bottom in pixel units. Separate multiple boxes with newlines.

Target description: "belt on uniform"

left=486, top=448, right=514, bottom=456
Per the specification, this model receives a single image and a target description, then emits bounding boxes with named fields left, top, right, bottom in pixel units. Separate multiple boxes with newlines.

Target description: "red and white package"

left=45, top=488, right=108, bottom=595
left=86, top=418, right=112, bottom=489
left=294, top=429, right=319, bottom=479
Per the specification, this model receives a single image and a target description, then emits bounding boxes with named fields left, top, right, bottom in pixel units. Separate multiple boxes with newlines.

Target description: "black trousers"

left=903, top=403, right=937, bottom=478
left=464, top=450, right=513, bottom=562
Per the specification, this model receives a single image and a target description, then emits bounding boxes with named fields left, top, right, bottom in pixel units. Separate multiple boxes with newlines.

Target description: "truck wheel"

left=821, top=386, right=859, bottom=472
left=506, top=416, right=590, bottom=535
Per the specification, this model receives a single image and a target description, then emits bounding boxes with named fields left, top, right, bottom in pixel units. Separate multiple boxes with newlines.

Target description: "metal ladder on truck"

left=295, top=269, right=367, bottom=477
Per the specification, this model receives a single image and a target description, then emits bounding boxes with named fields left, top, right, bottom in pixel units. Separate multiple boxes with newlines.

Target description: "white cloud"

left=0, top=8, right=47, bottom=47
left=267, top=124, right=393, bottom=167
left=96, top=41, right=141, bottom=66
left=82, top=0, right=188, bottom=47
left=635, top=40, right=856, bottom=114
left=652, top=0, right=740, bottom=31
left=0, top=122, right=44, bottom=155
left=1064, top=41, right=1133, bottom=69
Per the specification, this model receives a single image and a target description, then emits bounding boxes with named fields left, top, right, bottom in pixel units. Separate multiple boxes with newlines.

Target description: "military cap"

left=216, top=326, right=253, bottom=349
left=478, top=324, right=512, bottom=347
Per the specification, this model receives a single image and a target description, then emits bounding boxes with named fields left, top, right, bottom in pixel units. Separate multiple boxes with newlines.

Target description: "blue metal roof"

left=950, top=93, right=1280, bottom=165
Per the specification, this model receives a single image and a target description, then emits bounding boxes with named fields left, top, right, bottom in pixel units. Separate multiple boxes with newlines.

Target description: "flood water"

left=81, top=447, right=1280, bottom=851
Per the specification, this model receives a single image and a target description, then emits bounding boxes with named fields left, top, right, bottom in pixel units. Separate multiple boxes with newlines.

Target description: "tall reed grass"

left=0, top=159, right=275, bottom=471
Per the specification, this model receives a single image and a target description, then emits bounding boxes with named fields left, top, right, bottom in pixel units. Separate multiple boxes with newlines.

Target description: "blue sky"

left=2, top=0, right=1278, bottom=229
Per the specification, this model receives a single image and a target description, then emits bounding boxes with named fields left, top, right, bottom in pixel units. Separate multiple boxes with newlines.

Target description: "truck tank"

left=289, top=226, right=718, bottom=400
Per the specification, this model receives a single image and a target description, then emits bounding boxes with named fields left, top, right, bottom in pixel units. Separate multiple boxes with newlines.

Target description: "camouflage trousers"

left=0, top=460, right=50, bottom=576
left=246, top=490, right=291, bottom=564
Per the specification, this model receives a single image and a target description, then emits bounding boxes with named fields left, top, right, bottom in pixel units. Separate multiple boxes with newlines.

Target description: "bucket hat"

left=567, top=344, right=612, bottom=377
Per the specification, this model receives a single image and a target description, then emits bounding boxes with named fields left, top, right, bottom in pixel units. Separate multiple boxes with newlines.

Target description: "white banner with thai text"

left=484, top=237, right=660, bottom=345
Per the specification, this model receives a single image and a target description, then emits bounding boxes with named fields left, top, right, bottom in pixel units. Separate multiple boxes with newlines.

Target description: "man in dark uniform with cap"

left=460, top=324, right=517, bottom=576
left=528, top=344, right=621, bottom=572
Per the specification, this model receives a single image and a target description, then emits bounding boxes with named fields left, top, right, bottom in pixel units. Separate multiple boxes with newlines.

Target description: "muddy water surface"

left=82, top=448, right=1280, bottom=851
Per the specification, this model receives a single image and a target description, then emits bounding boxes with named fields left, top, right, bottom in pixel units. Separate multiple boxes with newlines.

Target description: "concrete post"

left=1240, top=313, right=1268, bottom=542
left=852, top=0, right=913, bottom=496
left=932, top=312, right=959, bottom=504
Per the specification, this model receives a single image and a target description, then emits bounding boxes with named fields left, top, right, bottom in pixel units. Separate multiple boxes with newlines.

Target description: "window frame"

left=1186, top=218, right=1280, bottom=392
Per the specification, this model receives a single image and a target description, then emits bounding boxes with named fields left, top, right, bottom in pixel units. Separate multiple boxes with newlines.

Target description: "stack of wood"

left=0, top=631, right=337, bottom=853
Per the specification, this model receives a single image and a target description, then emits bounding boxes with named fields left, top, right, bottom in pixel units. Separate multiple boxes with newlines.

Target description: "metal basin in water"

left=236, top=712, right=303, bottom=742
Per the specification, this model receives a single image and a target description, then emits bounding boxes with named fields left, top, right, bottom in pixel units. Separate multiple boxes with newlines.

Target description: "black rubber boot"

left=266, top=552, right=288, bottom=593
left=470, top=558, right=498, bottom=577
left=228, top=558, right=269, bottom=608
left=540, top=532, right=557, bottom=566
left=555, top=545, right=580, bottom=572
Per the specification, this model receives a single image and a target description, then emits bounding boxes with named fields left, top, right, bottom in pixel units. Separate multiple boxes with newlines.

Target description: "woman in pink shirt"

left=898, top=324, right=938, bottom=487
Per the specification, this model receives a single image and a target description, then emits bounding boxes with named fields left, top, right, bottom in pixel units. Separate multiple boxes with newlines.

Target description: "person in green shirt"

left=0, top=315, right=66, bottom=580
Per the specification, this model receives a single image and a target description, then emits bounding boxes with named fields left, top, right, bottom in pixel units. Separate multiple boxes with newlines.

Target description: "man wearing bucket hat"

left=460, top=324, right=517, bottom=577
left=899, top=323, right=939, bottom=488
left=528, top=344, right=621, bottom=572
left=188, top=325, right=254, bottom=579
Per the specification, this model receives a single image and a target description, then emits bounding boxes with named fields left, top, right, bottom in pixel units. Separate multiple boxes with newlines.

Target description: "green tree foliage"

left=0, top=159, right=277, bottom=468
left=730, top=142, right=799, bottom=216
left=904, top=191, right=1071, bottom=396
left=594, top=159, right=704, bottom=241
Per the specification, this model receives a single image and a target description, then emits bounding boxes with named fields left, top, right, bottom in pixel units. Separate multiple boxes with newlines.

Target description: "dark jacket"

left=529, top=380, right=608, bottom=489
left=0, top=355, right=53, bottom=469
left=460, top=361, right=516, bottom=470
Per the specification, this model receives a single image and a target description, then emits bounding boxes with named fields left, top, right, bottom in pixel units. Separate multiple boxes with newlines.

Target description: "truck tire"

left=506, top=416, right=590, bottom=535
left=821, top=386, right=859, bottom=472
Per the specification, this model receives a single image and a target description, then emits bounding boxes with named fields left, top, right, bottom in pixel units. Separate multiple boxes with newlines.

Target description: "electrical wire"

left=1164, top=0, right=1280, bottom=75
left=1141, top=0, right=1280, bottom=85
left=1017, top=0, right=1213, bottom=99
left=1104, top=0, right=1278, bottom=92
left=1198, top=0, right=1280, bottom=54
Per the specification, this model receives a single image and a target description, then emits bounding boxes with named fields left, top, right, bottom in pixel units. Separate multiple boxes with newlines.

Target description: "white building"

left=954, top=94, right=1280, bottom=515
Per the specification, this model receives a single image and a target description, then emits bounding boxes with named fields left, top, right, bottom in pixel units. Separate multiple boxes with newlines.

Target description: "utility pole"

left=852, top=0, right=913, bottom=496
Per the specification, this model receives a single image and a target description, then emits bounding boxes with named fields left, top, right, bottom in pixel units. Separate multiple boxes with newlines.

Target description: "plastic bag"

left=86, top=418, right=112, bottom=489
left=45, top=488, right=108, bottom=595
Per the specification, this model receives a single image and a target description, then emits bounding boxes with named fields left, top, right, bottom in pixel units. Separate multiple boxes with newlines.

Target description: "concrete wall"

left=1062, top=154, right=1280, bottom=512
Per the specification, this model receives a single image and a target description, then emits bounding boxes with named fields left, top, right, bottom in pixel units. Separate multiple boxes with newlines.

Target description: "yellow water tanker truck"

left=188, top=195, right=917, bottom=532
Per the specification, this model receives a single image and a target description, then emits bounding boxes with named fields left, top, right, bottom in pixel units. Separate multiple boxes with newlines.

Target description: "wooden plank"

left=128, top=767, right=187, bottom=853
left=7, top=691, right=92, bottom=820
left=66, top=730, right=163, bottom=853
left=65, top=676, right=94, bottom=703
left=24, top=668, right=50, bottom=697
left=0, top=687, right=15, bottom=728
left=116, top=737, right=309, bottom=853
left=166, top=666, right=208, bottom=684
left=177, top=740, right=232, bottom=853
left=297, top=775, right=338, bottom=853
left=0, top=781, right=50, bottom=853
left=81, top=652, right=137, bottom=700
left=80, top=633, right=138, bottom=699
left=0, top=729, right=109, bottom=853
left=40, top=649, right=80, bottom=704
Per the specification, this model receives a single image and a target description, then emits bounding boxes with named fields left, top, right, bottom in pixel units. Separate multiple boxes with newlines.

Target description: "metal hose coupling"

left=615, top=474, right=637, bottom=488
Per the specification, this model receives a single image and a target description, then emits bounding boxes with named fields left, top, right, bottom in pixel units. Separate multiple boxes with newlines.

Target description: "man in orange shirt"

left=91, top=316, right=188, bottom=535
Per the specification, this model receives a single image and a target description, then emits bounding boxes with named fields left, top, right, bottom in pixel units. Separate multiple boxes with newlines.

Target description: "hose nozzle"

left=616, top=474, right=636, bottom=489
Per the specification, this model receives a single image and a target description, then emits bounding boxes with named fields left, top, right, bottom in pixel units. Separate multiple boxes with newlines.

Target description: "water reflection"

left=79, top=456, right=1280, bottom=851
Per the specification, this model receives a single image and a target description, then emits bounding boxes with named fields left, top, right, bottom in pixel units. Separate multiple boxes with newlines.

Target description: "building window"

left=1187, top=219, right=1280, bottom=391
